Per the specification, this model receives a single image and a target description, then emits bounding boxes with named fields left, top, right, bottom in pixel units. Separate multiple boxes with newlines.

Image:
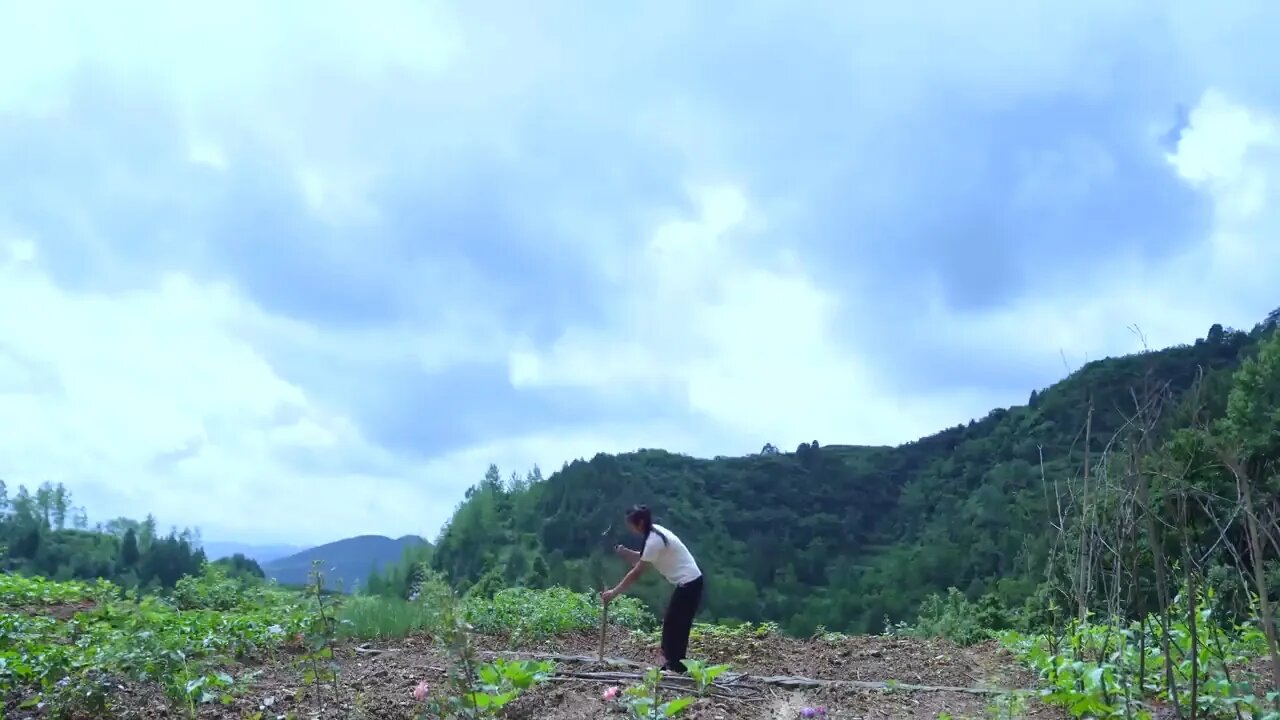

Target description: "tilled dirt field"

left=72, top=627, right=1066, bottom=720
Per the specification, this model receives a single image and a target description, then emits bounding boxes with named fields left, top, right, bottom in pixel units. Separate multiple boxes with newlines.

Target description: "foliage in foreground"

left=863, top=327, right=1280, bottom=720
left=2, top=568, right=707, bottom=719
left=339, top=580, right=655, bottom=642
left=0, top=573, right=115, bottom=607
left=406, top=579, right=725, bottom=720
left=0, top=568, right=310, bottom=718
left=1002, top=588, right=1275, bottom=719
left=463, top=586, right=653, bottom=638
left=411, top=587, right=559, bottom=719
left=995, top=327, right=1280, bottom=718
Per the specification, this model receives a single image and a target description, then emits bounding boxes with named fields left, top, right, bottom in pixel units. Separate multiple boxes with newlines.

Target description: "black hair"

left=627, top=504, right=668, bottom=547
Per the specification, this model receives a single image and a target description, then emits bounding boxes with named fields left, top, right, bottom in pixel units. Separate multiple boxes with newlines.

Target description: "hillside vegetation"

left=428, top=315, right=1277, bottom=636
left=3, top=556, right=1276, bottom=718
left=2, top=569, right=1070, bottom=719
left=0, top=486, right=211, bottom=591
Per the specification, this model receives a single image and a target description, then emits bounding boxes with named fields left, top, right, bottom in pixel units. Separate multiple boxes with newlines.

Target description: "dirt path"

left=93, top=629, right=1064, bottom=720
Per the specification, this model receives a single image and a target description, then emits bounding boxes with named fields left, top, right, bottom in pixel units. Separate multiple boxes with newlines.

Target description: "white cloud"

left=0, top=253, right=437, bottom=544
left=1166, top=90, right=1280, bottom=307
left=923, top=89, right=1280, bottom=377
left=0, top=1, right=464, bottom=106
left=509, top=183, right=990, bottom=447
left=512, top=87, right=1280, bottom=453
left=3, top=2, right=1280, bottom=549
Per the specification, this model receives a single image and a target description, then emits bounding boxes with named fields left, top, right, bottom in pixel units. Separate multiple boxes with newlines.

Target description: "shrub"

left=463, top=586, right=654, bottom=639
left=905, top=587, right=1012, bottom=646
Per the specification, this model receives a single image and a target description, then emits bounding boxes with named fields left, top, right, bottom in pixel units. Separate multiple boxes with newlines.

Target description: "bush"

left=904, top=587, right=1012, bottom=646
left=171, top=564, right=292, bottom=612
left=172, top=565, right=244, bottom=611
left=338, top=582, right=656, bottom=642
left=463, top=586, right=654, bottom=639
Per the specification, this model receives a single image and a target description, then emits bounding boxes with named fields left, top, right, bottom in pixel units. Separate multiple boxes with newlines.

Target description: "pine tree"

left=120, top=528, right=140, bottom=569
left=51, top=483, right=69, bottom=530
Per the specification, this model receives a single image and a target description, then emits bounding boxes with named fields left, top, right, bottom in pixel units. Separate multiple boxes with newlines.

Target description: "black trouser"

left=661, top=575, right=704, bottom=672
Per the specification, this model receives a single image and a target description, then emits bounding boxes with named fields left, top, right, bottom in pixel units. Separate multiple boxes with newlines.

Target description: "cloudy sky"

left=1, top=1, right=1277, bottom=547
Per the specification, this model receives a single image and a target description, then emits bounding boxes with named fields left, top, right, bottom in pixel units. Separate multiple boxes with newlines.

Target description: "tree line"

left=0, top=480, right=224, bottom=590
left=417, top=313, right=1278, bottom=636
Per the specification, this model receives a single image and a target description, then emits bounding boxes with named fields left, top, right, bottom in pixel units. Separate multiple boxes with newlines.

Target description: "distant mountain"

left=261, top=534, right=430, bottom=592
left=200, top=541, right=305, bottom=565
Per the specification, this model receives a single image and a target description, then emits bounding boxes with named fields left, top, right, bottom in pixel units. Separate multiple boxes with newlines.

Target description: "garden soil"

left=50, top=625, right=1068, bottom=720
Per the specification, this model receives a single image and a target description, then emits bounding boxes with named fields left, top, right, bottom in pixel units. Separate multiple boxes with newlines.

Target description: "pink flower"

left=412, top=681, right=430, bottom=701
left=603, top=686, right=619, bottom=701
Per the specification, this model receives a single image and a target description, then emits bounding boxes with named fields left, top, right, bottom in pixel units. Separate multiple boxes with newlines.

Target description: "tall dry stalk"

left=1223, top=455, right=1280, bottom=702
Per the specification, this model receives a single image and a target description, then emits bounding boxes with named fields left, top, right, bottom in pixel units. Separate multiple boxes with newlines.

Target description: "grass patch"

left=462, top=586, right=654, bottom=640
left=337, top=586, right=657, bottom=642
left=337, top=595, right=440, bottom=640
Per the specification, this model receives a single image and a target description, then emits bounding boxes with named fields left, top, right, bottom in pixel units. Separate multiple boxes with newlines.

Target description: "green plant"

left=681, top=659, right=731, bottom=697
left=417, top=657, right=554, bottom=718
left=631, top=619, right=780, bottom=648
left=905, top=588, right=1012, bottom=646
left=295, top=561, right=342, bottom=710
left=172, top=564, right=264, bottom=611
left=812, top=625, right=849, bottom=644
left=0, top=574, right=113, bottom=607
left=984, top=692, right=1027, bottom=720
left=620, top=667, right=695, bottom=719
left=416, top=586, right=556, bottom=718
left=173, top=669, right=238, bottom=717
left=463, top=586, right=653, bottom=640
left=0, top=574, right=309, bottom=717
left=1001, top=584, right=1277, bottom=719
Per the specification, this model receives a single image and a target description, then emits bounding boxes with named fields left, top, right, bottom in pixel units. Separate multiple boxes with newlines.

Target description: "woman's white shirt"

left=640, top=524, right=702, bottom=585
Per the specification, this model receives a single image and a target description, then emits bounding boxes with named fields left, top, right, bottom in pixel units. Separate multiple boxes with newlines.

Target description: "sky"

left=1, top=1, right=1278, bottom=548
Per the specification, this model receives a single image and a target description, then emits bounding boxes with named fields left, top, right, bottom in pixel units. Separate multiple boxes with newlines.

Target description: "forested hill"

left=262, top=534, right=430, bottom=592
left=430, top=313, right=1278, bottom=636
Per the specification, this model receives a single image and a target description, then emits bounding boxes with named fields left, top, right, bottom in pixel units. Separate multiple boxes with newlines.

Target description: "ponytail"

left=627, top=504, right=668, bottom=547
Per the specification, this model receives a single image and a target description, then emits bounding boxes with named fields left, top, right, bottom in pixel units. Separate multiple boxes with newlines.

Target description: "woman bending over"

left=601, top=505, right=704, bottom=673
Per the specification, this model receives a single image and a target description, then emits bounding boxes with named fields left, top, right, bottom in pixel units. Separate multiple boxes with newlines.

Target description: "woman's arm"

left=603, top=560, right=647, bottom=602
left=614, top=544, right=641, bottom=566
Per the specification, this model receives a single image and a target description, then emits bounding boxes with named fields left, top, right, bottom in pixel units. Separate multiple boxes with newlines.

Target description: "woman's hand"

left=614, top=544, right=641, bottom=566
left=600, top=588, right=618, bottom=604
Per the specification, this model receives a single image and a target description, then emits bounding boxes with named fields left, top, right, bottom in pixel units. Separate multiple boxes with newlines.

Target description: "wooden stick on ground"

left=478, top=652, right=1035, bottom=696
left=598, top=585, right=608, bottom=662
left=597, top=523, right=612, bottom=662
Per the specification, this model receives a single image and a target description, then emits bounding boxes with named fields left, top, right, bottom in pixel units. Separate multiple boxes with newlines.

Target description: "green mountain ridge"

left=429, top=314, right=1276, bottom=635
left=262, top=534, right=430, bottom=592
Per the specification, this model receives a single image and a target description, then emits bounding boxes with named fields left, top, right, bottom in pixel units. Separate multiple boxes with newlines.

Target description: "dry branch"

left=353, top=644, right=398, bottom=655
left=480, top=651, right=648, bottom=668
left=479, top=651, right=1031, bottom=696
